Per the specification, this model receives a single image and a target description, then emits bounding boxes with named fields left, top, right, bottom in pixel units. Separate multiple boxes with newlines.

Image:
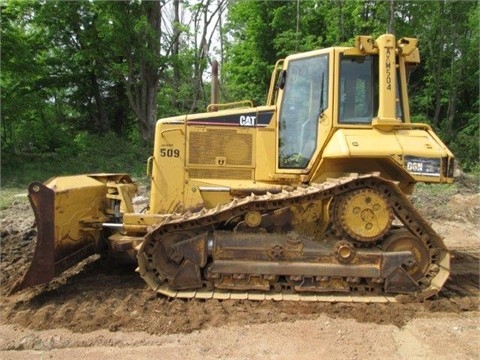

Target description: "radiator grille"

left=188, top=168, right=253, bottom=180
left=188, top=129, right=253, bottom=166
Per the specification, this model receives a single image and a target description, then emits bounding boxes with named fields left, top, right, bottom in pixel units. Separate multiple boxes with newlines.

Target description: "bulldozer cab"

left=274, top=35, right=448, bottom=183
left=277, top=41, right=408, bottom=172
left=148, top=34, right=452, bottom=214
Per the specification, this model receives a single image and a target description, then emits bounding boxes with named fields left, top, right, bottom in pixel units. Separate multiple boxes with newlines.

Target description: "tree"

left=97, top=1, right=164, bottom=142
left=184, top=0, right=227, bottom=112
left=223, top=0, right=285, bottom=104
left=1, top=0, right=166, bottom=147
left=1, top=0, right=73, bottom=154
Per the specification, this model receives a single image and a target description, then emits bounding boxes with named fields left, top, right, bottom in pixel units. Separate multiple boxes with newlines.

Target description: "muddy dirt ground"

left=0, top=175, right=479, bottom=359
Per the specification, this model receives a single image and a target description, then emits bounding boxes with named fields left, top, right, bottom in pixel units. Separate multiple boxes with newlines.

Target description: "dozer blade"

left=11, top=174, right=132, bottom=293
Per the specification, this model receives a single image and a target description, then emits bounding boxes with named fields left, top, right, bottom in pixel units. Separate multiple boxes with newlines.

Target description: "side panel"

left=313, top=127, right=453, bottom=189
left=183, top=125, right=256, bottom=209
left=183, top=108, right=271, bottom=209
left=253, top=107, right=277, bottom=181
left=149, top=120, right=187, bottom=214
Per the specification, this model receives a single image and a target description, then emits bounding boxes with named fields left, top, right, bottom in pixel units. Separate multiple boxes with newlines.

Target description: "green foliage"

left=1, top=132, right=150, bottom=187
left=449, top=113, right=480, bottom=172
left=223, top=0, right=284, bottom=104
left=415, top=182, right=458, bottom=198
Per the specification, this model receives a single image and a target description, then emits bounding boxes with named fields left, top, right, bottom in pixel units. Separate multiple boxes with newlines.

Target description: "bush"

left=1, top=132, right=150, bottom=187
left=449, top=122, right=479, bottom=173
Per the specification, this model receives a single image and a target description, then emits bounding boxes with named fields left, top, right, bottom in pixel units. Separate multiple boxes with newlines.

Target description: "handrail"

left=207, top=100, right=254, bottom=112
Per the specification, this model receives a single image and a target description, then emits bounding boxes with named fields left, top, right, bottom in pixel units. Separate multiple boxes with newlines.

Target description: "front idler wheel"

left=382, top=229, right=431, bottom=281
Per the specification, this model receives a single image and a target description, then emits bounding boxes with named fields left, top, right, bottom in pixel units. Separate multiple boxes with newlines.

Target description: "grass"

left=414, top=182, right=459, bottom=197
left=0, top=186, right=29, bottom=211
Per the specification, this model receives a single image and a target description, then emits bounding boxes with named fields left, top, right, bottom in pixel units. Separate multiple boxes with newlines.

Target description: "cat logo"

left=239, top=115, right=256, bottom=126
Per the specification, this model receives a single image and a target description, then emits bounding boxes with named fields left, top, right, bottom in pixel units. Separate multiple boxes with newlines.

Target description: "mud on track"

left=0, top=181, right=478, bottom=337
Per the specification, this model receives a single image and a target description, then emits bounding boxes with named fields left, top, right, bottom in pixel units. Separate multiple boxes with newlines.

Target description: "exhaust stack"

left=210, top=60, right=219, bottom=111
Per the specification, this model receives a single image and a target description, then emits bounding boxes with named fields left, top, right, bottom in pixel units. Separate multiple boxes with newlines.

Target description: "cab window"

left=278, top=54, right=329, bottom=169
left=339, top=55, right=403, bottom=124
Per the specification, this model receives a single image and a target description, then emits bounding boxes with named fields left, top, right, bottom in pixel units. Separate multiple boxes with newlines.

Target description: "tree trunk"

left=432, top=64, right=442, bottom=128
left=172, top=0, right=181, bottom=110
left=124, top=0, right=162, bottom=142
left=90, top=71, right=109, bottom=134
left=112, top=82, right=128, bottom=137
left=432, top=0, right=444, bottom=128
left=188, top=0, right=226, bottom=113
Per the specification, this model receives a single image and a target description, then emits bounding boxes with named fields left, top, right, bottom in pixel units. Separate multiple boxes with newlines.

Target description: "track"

left=137, top=173, right=450, bottom=302
left=1, top=176, right=477, bottom=334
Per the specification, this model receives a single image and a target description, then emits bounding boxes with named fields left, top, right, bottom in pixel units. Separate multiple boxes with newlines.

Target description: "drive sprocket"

left=333, top=188, right=393, bottom=243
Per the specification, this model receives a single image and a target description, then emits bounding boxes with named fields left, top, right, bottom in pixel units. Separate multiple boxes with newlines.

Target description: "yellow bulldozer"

left=14, top=34, right=454, bottom=302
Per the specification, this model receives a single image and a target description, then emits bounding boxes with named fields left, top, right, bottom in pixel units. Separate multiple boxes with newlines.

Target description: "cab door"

left=277, top=51, right=331, bottom=171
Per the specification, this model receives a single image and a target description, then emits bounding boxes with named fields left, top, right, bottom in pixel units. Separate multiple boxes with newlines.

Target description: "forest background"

left=1, top=0, right=479, bottom=186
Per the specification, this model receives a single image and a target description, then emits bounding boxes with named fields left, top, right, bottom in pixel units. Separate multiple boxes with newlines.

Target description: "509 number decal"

left=160, top=148, right=180, bottom=157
